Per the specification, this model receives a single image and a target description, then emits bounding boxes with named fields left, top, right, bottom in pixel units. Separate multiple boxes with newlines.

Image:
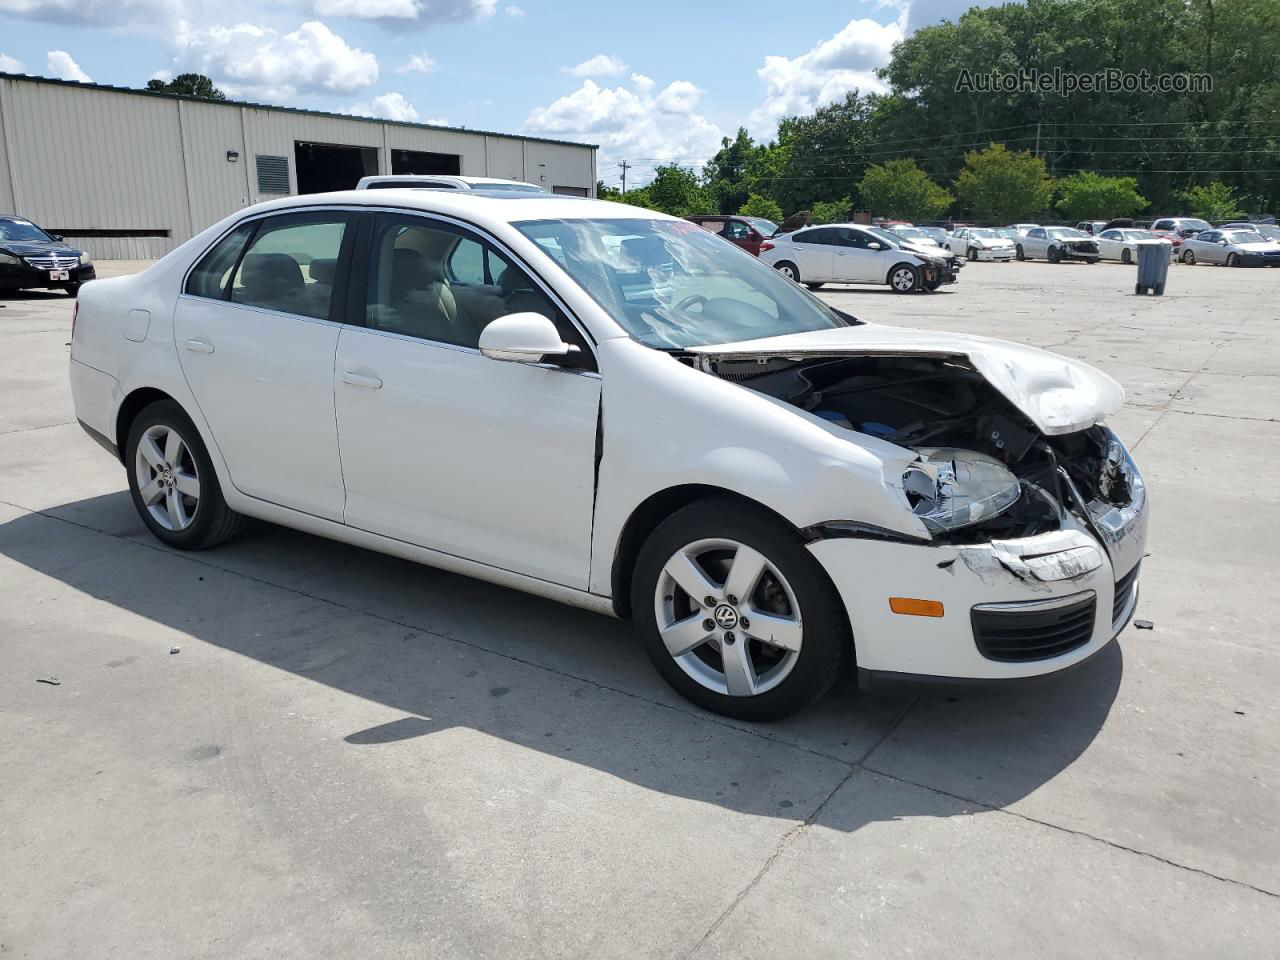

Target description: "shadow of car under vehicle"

left=0, top=491, right=1123, bottom=827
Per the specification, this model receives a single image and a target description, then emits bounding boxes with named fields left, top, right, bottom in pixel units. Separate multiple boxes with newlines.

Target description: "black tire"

left=888, top=262, right=920, bottom=293
left=1121, top=248, right=1132, bottom=265
left=804, top=282, right=825, bottom=290
left=966, top=246, right=979, bottom=261
left=1086, top=257, right=1099, bottom=264
left=125, top=400, right=245, bottom=550
left=1015, top=244, right=1026, bottom=261
left=1047, top=246, right=1061, bottom=264
left=631, top=497, right=848, bottom=721
left=65, top=283, right=80, bottom=297
left=1226, top=252, right=1241, bottom=267
left=775, top=261, right=801, bottom=283
left=1182, top=249, right=1196, bottom=265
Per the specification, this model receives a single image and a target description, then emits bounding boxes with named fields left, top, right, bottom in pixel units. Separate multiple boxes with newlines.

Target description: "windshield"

left=968, top=229, right=998, bottom=239
left=744, top=217, right=778, bottom=236
left=866, top=227, right=904, bottom=247
left=513, top=217, right=850, bottom=349
left=1225, top=231, right=1267, bottom=244
left=1124, top=230, right=1159, bottom=240
left=892, top=227, right=927, bottom=239
left=1182, top=219, right=1211, bottom=231
left=1047, top=228, right=1088, bottom=238
left=918, top=227, right=947, bottom=239
left=0, top=219, right=52, bottom=242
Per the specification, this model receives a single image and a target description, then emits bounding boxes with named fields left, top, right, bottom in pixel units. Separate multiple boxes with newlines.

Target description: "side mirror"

left=51, top=234, right=64, bottom=242
left=868, top=242, right=883, bottom=250
left=1218, top=239, right=1228, bottom=245
left=479, top=312, right=575, bottom=363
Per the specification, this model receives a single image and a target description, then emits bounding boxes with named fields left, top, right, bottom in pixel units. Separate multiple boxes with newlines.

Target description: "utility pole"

left=619, top=160, right=630, bottom=194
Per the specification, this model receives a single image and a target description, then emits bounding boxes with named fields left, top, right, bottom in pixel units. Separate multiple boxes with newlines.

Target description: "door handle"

left=342, top=371, right=383, bottom=390
left=183, top=337, right=214, bottom=354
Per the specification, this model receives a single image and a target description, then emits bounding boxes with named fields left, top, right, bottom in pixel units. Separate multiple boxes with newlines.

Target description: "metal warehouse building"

left=0, top=72, right=597, bottom=259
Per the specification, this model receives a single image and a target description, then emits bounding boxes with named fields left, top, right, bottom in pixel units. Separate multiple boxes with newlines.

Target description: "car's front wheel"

left=1182, top=249, right=1196, bottom=265
left=1047, top=246, right=1061, bottom=263
left=631, top=499, right=847, bottom=721
left=1015, top=244, right=1026, bottom=261
left=966, top=246, right=979, bottom=261
left=888, top=263, right=920, bottom=293
left=1121, top=248, right=1132, bottom=265
left=1226, top=252, right=1241, bottom=267
left=774, top=261, right=800, bottom=283
left=126, top=400, right=245, bottom=550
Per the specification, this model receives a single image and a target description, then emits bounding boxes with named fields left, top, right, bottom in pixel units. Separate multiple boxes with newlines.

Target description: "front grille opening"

left=972, top=592, right=1096, bottom=662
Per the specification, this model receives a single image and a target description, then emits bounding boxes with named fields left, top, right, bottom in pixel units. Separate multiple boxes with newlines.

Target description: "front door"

left=333, top=212, right=601, bottom=589
left=832, top=228, right=890, bottom=282
left=172, top=211, right=354, bottom=521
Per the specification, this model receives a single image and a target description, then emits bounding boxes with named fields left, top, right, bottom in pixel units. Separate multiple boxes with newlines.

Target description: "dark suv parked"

left=0, top=216, right=96, bottom=296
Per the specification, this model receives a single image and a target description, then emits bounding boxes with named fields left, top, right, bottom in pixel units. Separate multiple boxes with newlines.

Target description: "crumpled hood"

left=689, top=324, right=1124, bottom=436
left=898, top=240, right=952, bottom=259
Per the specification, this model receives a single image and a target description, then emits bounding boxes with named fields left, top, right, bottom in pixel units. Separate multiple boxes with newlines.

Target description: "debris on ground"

left=1134, top=620, right=1154, bottom=630
left=36, top=676, right=60, bottom=685
left=169, top=646, right=181, bottom=655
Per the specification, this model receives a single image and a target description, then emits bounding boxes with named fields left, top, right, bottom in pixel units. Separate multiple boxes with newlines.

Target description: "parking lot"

left=2, top=257, right=1278, bottom=957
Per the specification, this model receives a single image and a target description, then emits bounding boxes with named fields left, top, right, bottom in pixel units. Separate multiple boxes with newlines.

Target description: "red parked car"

left=686, top=214, right=779, bottom=256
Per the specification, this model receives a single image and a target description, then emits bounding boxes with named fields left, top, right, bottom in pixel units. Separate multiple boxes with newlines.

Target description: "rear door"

left=172, top=210, right=354, bottom=521
left=789, top=228, right=836, bottom=281
left=1024, top=228, right=1048, bottom=258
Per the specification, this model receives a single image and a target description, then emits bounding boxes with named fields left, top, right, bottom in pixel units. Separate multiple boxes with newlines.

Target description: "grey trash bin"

left=1134, top=239, right=1170, bottom=295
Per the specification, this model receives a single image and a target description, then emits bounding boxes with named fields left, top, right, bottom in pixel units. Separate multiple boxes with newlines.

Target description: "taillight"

left=759, top=241, right=775, bottom=252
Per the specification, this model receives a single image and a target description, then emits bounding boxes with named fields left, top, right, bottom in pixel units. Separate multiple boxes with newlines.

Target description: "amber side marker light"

left=889, top=597, right=945, bottom=617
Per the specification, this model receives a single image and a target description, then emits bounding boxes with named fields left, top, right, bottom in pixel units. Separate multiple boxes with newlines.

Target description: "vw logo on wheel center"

left=713, top=603, right=739, bottom=630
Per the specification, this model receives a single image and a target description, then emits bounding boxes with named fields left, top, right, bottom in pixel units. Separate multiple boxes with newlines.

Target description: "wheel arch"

left=115, top=386, right=181, bottom=464
left=884, top=260, right=919, bottom=285
left=609, top=484, right=804, bottom=619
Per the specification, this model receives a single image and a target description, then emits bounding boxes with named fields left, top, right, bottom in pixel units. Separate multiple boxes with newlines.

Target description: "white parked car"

left=1093, top=228, right=1175, bottom=264
left=69, top=192, right=1146, bottom=720
left=1015, top=227, right=1101, bottom=263
left=1007, top=223, right=1041, bottom=236
left=946, top=227, right=1016, bottom=261
left=760, top=223, right=959, bottom=293
left=1178, top=227, right=1280, bottom=267
left=357, top=174, right=548, bottom=193
left=885, top=225, right=943, bottom=247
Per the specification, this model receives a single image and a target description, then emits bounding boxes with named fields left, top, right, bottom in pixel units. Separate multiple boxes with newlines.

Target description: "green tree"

left=704, top=128, right=769, bottom=214
left=1179, top=181, right=1245, bottom=221
left=955, top=144, right=1054, bottom=223
left=809, top=198, right=853, bottom=224
left=858, top=159, right=952, bottom=221
left=738, top=194, right=783, bottom=222
left=760, top=92, right=872, bottom=215
left=146, top=73, right=227, bottom=100
left=643, top=165, right=713, bottom=217
left=1055, top=172, right=1147, bottom=221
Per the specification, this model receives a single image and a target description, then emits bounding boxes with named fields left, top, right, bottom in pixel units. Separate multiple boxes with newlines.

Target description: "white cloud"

left=309, top=0, right=497, bottom=26
left=749, top=15, right=904, bottom=133
left=525, top=75, right=721, bottom=187
left=423, top=116, right=448, bottom=126
left=46, top=50, right=92, bottom=83
left=172, top=20, right=378, bottom=100
left=346, top=91, right=419, bottom=121
left=0, top=53, right=24, bottom=73
left=504, top=4, right=525, bottom=15
left=0, top=0, right=178, bottom=27
left=564, top=54, right=626, bottom=78
left=397, top=53, right=436, bottom=74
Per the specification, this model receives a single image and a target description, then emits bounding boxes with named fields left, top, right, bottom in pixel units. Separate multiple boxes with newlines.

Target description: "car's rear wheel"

left=631, top=499, right=847, bottom=721
left=774, top=261, right=800, bottom=283
left=1121, top=248, right=1132, bottom=265
left=126, top=400, right=245, bottom=550
left=888, top=263, right=920, bottom=293
left=1182, top=249, right=1196, bottom=265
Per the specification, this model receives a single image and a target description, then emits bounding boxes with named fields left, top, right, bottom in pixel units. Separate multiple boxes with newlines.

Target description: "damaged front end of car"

left=688, top=342, right=1148, bottom=683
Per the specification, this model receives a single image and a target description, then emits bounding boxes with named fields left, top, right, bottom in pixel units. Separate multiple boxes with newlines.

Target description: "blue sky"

left=0, top=0, right=987, bottom=185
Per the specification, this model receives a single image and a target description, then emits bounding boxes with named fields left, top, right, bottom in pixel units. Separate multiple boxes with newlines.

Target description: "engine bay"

left=696, top=353, right=1134, bottom=544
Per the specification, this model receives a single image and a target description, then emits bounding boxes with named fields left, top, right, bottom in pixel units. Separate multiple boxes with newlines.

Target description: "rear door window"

left=228, top=214, right=349, bottom=320
left=185, top=222, right=256, bottom=299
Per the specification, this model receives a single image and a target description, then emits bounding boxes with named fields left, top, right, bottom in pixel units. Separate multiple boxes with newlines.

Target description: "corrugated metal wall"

left=0, top=76, right=596, bottom=260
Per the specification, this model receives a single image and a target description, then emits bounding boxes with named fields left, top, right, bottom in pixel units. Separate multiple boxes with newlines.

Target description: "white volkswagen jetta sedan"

left=70, top=191, right=1147, bottom=720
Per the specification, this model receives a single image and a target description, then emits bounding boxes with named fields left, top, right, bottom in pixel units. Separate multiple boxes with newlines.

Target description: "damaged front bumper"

left=807, top=461, right=1147, bottom=687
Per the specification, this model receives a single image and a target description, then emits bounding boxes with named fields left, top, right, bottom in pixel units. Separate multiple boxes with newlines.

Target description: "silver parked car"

left=1015, top=227, right=1100, bottom=264
left=945, top=227, right=1016, bottom=261
left=1094, top=229, right=1175, bottom=264
left=1179, top=228, right=1280, bottom=267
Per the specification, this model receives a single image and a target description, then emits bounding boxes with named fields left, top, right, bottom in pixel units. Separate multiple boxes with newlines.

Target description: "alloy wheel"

left=653, top=538, right=803, bottom=697
left=133, top=423, right=200, bottom=531
left=891, top=266, right=916, bottom=292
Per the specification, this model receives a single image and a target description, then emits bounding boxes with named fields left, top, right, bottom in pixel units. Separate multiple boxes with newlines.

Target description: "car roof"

left=234, top=190, right=678, bottom=230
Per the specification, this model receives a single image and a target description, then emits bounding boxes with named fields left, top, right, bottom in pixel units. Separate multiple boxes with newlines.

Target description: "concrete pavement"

left=1, top=258, right=1277, bottom=957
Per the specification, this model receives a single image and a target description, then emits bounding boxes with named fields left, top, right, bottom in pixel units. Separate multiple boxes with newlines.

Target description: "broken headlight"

left=902, top=448, right=1021, bottom=534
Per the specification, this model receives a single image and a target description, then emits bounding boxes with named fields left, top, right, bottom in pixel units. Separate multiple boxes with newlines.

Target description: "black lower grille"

left=972, top=592, right=1097, bottom=662
left=1113, top=562, right=1140, bottom=626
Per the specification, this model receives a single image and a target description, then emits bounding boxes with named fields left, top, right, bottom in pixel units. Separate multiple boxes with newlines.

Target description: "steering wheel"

left=674, top=294, right=708, bottom=313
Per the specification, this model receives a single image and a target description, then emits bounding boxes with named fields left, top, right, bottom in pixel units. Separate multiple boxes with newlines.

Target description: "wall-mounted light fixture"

left=226, top=150, right=240, bottom=163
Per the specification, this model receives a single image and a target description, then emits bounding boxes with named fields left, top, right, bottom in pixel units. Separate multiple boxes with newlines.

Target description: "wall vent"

left=255, top=155, right=290, bottom=194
